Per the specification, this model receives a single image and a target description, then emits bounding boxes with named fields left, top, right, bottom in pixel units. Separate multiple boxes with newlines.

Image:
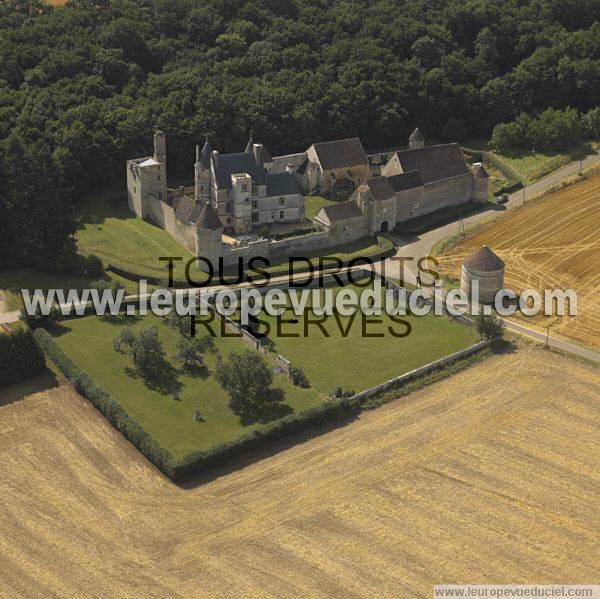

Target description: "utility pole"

left=545, top=325, right=550, bottom=350
left=522, top=187, right=526, bottom=205
left=579, top=159, right=583, bottom=174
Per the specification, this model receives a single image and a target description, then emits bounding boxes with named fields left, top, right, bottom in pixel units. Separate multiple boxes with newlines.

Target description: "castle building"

left=304, top=137, right=370, bottom=196
left=126, top=128, right=489, bottom=271
left=314, top=130, right=489, bottom=238
left=193, top=136, right=304, bottom=234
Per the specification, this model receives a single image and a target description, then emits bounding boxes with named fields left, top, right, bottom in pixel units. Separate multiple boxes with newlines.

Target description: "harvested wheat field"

left=0, top=347, right=598, bottom=598
left=438, top=175, right=600, bottom=350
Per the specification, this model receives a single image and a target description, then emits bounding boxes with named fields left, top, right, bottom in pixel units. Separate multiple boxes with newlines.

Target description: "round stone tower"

left=195, top=201, right=223, bottom=272
left=408, top=127, right=425, bottom=150
left=460, top=245, right=505, bottom=304
left=471, top=164, right=489, bottom=203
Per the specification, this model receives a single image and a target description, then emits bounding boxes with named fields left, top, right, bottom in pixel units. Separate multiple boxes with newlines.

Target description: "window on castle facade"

left=242, top=183, right=247, bottom=191
left=279, top=210, right=284, bottom=219
left=252, top=200, right=257, bottom=208
left=252, top=212, right=259, bottom=223
left=279, top=197, right=285, bottom=205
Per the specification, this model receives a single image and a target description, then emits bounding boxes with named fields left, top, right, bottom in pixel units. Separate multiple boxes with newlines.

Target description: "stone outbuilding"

left=305, top=137, right=370, bottom=196
left=460, top=245, right=505, bottom=304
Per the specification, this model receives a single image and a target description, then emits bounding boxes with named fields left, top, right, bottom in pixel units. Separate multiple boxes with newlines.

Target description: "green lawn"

left=51, top=282, right=478, bottom=459
left=76, top=190, right=202, bottom=283
left=304, top=195, right=337, bottom=220
left=249, top=284, right=479, bottom=392
left=52, top=313, right=320, bottom=458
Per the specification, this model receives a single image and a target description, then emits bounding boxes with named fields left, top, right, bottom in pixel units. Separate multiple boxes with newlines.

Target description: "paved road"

left=381, top=148, right=600, bottom=288
left=375, top=149, right=600, bottom=363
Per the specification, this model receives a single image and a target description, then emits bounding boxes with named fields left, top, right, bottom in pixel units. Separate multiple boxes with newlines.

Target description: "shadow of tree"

left=125, top=362, right=183, bottom=396
left=237, top=388, right=294, bottom=426
left=99, top=313, right=141, bottom=326
left=0, top=371, right=60, bottom=407
left=179, top=363, right=210, bottom=380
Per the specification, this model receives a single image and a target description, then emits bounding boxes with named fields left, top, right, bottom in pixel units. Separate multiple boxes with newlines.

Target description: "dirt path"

left=0, top=345, right=598, bottom=597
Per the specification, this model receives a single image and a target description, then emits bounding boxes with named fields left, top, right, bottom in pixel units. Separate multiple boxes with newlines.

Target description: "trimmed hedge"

left=170, top=396, right=359, bottom=480
left=34, top=328, right=359, bottom=481
left=34, top=328, right=176, bottom=476
left=34, top=327, right=488, bottom=482
left=0, top=328, right=46, bottom=387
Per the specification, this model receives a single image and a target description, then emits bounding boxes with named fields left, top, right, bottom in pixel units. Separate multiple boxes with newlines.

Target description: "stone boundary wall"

left=350, top=338, right=494, bottom=403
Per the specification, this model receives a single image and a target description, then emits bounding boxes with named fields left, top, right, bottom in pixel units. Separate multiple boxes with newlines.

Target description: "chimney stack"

left=211, top=150, right=219, bottom=167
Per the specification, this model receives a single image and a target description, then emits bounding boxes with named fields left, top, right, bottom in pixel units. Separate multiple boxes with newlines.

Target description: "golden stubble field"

left=0, top=346, right=598, bottom=598
left=438, top=175, right=600, bottom=350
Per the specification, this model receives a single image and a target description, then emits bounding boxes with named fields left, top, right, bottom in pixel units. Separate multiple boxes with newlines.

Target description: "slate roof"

left=139, top=157, right=160, bottom=167
left=194, top=202, right=222, bottom=230
left=387, top=170, right=423, bottom=192
left=474, top=164, right=489, bottom=178
left=394, top=143, right=469, bottom=185
left=198, top=139, right=212, bottom=168
left=266, top=172, right=300, bottom=196
left=366, top=176, right=395, bottom=201
left=463, top=246, right=505, bottom=271
left=213, top=152, right=266, bottom=188
left=297, top=158, right=308, bottom=175
left=312, top=137, right=368, bottom=171
left=409, top=127, right=424, bottom=142
left=320, top=200, right=364, bottom=222
left=174, top=196, right=196, bottom=223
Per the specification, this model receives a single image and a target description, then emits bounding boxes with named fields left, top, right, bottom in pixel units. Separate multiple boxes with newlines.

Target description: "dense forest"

left=0, top=0, right=599, bottom=271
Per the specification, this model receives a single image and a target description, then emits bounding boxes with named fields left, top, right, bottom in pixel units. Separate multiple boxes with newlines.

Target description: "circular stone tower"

left=460, top=245, right=505, bottom=304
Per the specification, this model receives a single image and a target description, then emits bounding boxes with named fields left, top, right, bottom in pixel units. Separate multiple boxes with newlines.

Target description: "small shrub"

left=19, top=304, right=59, bottom=330
left=289, top=365, right=310, bottom=388
left=328, top=387, right=356, bottom=400
left=176, top=336, right=205, bottom=370
left=113, top=325, right=136, bottom=353
left=475, top=309, right=504, bottom=340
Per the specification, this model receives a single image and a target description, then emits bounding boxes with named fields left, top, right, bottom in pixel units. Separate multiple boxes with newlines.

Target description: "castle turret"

left=195, top=201, right=223, bottom=272
left=408, top=127, right=425, bottom=150
left=195, top=138, right=212, bottom=203
left=471, top=163, right=489, bottom=204
left=245, top=133, right=254, bottom=153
